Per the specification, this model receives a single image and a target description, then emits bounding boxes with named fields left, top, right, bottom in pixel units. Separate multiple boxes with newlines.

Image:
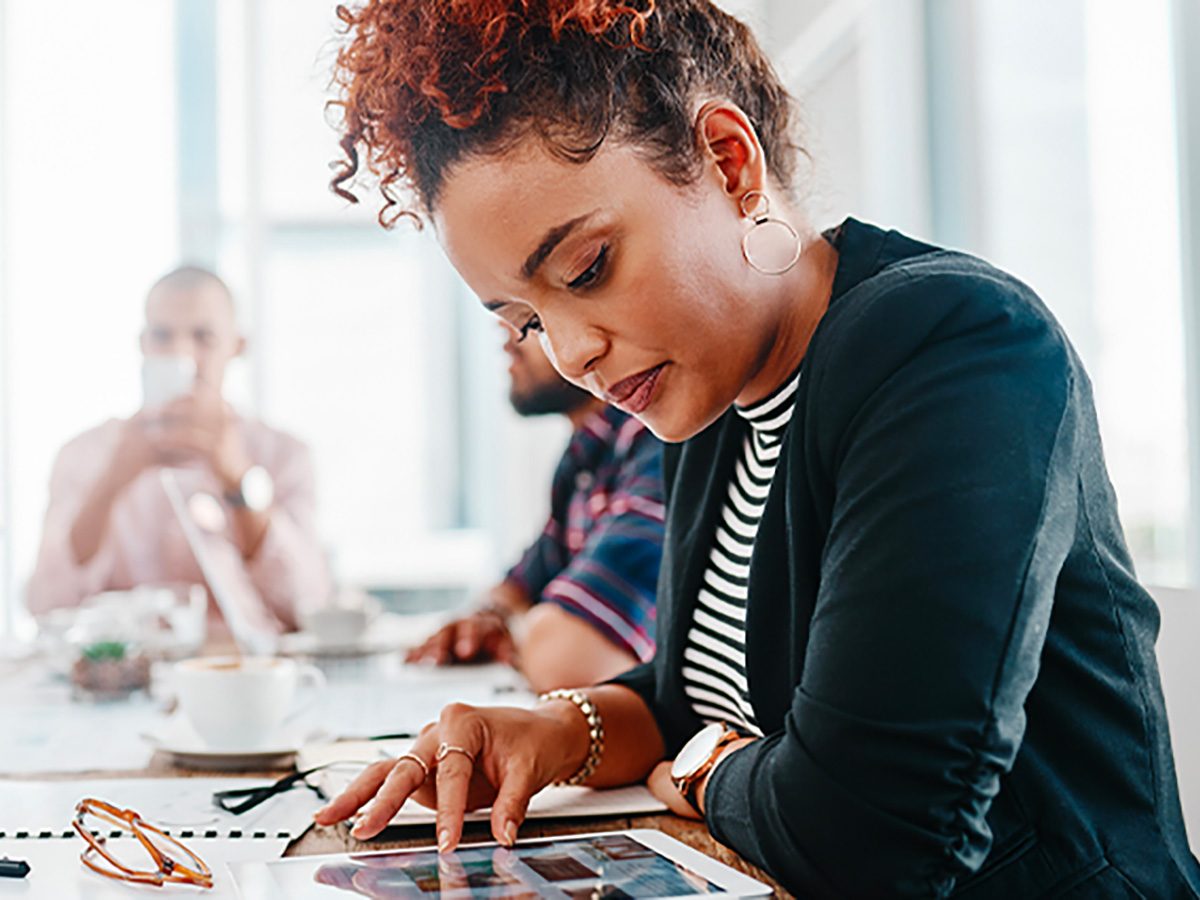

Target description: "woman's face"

left=433, top=138, right=780, bottom=442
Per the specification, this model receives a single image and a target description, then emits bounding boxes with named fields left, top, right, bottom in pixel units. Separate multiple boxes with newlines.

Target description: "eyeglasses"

left=73, top=797, right=213, bottom=889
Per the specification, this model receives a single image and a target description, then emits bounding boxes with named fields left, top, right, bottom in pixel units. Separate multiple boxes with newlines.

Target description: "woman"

left=313, top=1, right=1200, bottom=895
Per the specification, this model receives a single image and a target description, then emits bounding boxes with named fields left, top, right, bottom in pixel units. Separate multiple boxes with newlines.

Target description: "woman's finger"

left=434, top=705, right=483, bottom=853
left=489, top=760, right=538, bottom=847
left=351, top=749, right=435, bottom=839
left=313, top=759, right=394, bottom=826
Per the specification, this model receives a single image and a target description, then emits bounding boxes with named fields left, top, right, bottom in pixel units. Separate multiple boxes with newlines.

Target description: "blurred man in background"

left=26, top=266, right=330, bottom=634
left=408, top=325, right=665, bottom=691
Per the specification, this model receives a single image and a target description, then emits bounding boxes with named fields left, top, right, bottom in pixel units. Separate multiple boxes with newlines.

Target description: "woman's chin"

left=638, top=406, right=715, bottom=445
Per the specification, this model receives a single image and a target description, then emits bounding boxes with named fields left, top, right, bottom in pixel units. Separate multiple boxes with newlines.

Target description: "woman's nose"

left=541, top=321, right=607, bottom=382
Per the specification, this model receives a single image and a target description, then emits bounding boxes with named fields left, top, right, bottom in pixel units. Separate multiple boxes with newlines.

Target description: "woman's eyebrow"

left=520, top=211, right=597, bottom=281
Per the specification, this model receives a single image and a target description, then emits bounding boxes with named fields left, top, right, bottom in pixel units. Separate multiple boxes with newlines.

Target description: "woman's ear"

left=695, top=100, right=768, bottom=199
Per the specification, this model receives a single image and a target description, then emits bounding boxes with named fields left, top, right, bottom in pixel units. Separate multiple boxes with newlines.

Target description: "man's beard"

left=510, top=378, right=595, bottom=417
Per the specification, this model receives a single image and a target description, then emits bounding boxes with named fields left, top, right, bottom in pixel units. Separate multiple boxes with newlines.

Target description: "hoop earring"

left=739, top=190, right=802, bottom=276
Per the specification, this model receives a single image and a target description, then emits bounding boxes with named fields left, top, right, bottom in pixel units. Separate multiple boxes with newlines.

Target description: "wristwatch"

left=224, top=464, right=274, bottom=512
left=670, top=722, right=742, bottom=810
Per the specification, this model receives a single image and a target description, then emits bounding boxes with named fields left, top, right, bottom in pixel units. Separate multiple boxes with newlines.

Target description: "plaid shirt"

left=506, top=405, right=665, bottom=662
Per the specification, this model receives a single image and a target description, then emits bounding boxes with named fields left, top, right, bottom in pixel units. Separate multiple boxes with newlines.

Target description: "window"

left=769, top=0, right=1190, bottom=584
left=0, top=1, right=179, bottom=635
left=0, top=0, right=557, bottom=636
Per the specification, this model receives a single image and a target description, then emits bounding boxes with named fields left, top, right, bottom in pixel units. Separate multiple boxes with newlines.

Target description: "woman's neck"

left=735, top=229, right=840, bottom=407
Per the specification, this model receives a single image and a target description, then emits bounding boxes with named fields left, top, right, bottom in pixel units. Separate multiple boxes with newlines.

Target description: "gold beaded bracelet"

left=537, top=688, right=604, bottom=786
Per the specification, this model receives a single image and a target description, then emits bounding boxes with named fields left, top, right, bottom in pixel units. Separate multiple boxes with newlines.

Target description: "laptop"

left=159, top=469, right=278, bottom=656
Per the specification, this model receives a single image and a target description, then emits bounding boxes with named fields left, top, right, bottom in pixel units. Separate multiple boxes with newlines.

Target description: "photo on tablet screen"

left=231, top=830, right=771, bottom=899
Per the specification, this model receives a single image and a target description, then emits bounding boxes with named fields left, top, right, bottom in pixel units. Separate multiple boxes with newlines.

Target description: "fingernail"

left=456, top=640, right=470, bottom=656
left=503, top=821, right=517, bottom=846
left=438, top=829, right=451, bottom=853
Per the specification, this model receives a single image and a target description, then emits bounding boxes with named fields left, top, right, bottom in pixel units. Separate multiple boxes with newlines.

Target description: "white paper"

left=0, top=836, right=286, bottom=900
left=386, top=783, right=668, bottom=826
left=309, top=663, right=536, bottom=739
left=0, top=777, right=323, bottom=840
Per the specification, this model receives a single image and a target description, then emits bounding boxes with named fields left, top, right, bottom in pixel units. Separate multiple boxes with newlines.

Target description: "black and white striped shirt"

left=681, top=368, right=802, bottom=735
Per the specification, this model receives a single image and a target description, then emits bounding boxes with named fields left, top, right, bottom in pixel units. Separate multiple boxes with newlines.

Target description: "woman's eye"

left=517, top=315, right=543, bottom=342
left=567, top=244, right=609, bottom=290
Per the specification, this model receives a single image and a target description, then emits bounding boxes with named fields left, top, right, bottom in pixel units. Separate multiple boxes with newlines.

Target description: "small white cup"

left=301, top=607, right=371, bottom=646
left=300, top=590, right=381, bottom=647
left=173, top=656, right=325, bottom=751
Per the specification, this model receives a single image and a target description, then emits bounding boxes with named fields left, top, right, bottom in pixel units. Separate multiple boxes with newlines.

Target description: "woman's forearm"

left=541, top=683, right=667, bottom=788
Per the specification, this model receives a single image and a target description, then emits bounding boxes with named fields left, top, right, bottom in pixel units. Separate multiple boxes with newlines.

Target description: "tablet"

left=230, top=829, right=772, bottom=899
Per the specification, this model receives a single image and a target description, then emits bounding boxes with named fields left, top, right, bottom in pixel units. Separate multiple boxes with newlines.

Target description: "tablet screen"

left=246, top=833, right=723, bottom=898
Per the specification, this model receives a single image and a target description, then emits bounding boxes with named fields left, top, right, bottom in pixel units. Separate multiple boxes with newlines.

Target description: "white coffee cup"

left=173, top=656, right=325, bottom=751
left=300, top=589, right=381, bottom=647
left=301, top=607, right=371, bottom=646
left=141, top=355, right=197, bottom=409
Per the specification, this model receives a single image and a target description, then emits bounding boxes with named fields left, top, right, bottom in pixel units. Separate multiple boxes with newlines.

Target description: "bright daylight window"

left=0, top=1, right=506, bottom=637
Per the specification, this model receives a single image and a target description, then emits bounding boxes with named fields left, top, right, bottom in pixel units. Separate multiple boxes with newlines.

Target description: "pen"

left=0, top=858, right=29, bottom=879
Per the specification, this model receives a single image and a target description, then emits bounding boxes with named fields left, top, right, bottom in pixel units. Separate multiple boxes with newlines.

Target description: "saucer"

left=142, top=713, right=329, bottom=770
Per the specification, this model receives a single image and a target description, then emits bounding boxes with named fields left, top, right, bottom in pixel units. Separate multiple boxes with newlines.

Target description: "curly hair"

left=329, top=0, right=802, bottom=227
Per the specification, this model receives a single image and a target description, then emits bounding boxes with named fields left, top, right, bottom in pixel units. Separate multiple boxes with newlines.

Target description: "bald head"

left=145, top=266, right=234, bottom=317
left=141, top=265, right=244, bottom=391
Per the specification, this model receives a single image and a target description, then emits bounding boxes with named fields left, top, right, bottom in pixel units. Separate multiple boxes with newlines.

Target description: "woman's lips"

left=604, top=363, right=666, bottom=414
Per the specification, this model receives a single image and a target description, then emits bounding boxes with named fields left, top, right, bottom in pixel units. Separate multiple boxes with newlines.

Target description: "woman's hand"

left=647, top=737, right=757, bottom=819
left=646, top=761, right=702, bottom=819
left=312, top=701, right=589, bottom=851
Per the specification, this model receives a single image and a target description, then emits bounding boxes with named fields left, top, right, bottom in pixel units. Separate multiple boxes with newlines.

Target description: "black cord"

left=212, top=764, right=340, bottom=816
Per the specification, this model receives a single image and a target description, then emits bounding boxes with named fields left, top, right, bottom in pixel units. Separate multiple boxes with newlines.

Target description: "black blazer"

left=613, top=219, right=1200, bottom=897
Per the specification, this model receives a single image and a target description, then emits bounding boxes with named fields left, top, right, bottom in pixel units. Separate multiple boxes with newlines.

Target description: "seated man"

left=26, top=266, right=331, bottom=635
left=408, top=326, right=665, bottom=691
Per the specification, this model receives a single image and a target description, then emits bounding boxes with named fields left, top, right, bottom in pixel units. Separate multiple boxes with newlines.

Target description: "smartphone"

left=141, top=355, right=197, bottom=409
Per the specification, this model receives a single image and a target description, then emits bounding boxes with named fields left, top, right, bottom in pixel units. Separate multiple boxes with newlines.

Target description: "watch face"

left=671, top=722, right=728, bottom=780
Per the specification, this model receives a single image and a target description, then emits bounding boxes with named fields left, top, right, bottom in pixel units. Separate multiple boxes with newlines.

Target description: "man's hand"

left=148, top=386, right=252, bottom=490
left=107, top=410, right=166, bottom=489
left=406, top=609, right=517, bottom=666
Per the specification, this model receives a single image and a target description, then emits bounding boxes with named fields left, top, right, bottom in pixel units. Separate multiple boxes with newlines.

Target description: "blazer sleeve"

left=704, top=270, right=1082, bottom=897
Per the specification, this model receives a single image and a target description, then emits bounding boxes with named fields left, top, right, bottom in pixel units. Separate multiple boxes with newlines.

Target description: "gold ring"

left=435, top=742, right=476, bottom=764
left=396, top=752, right=430, bottom=780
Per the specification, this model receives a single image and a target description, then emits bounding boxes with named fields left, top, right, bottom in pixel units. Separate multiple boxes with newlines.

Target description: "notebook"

left=0, top=777, right=323, bottom=841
